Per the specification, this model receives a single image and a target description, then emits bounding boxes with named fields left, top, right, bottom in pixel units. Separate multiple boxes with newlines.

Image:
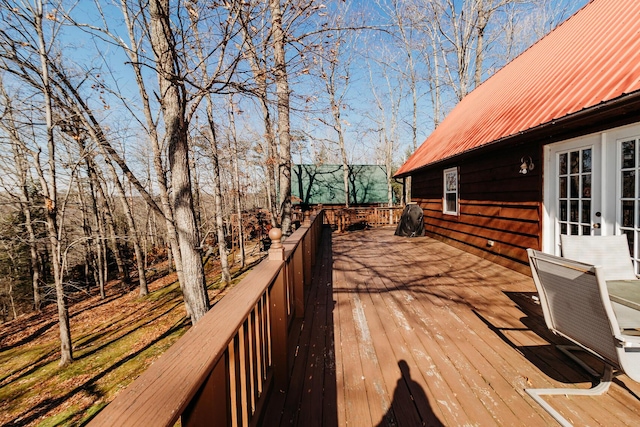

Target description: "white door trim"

left=542, top=134, right=602, bottom=255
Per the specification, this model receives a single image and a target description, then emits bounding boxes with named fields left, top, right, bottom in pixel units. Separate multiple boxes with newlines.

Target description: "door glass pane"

left=570, top=152, right=580, bottom=173
left=570, top=176, right=579, bottom=198
left=560, top=200, right=567, bottom=221
left=622, top=201, right=634, bottom=227
left=559, top=177, right=567, bottom=198
left=582, top=148, right=592, bottom=172
left=559, top=153, right=567, bottom=174
left=570, top=200, right=579, bottom=222
left=571, top=224, right=579, bottom=235
left=622, top=140, right=635, bottom=169
left=581, top=200, right=591, bottom=223
left=582, top=174, right=591, bottom=198
left=622, top=171, right=635, bottom=198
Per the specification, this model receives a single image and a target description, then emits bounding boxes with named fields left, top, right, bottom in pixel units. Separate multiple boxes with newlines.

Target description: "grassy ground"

left=0, top=255, right=261, bottom=426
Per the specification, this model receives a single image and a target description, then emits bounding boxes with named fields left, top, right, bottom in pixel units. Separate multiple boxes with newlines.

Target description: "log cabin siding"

left=411, top=144, right=543, bottom=275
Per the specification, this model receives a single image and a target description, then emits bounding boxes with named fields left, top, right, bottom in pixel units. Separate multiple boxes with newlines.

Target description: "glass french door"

left=544, top=137, right=602, bottom=255
left=545, top=125, right=640, bottom=262
left=557, top=147, right=597, bottom=237
left=619, top=138, right=640, bottom=273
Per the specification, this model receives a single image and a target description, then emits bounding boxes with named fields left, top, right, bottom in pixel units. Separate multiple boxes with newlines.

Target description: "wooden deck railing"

left=89, top=211, right=325, bottom=427
left=323, top=206, right=403, bottom=232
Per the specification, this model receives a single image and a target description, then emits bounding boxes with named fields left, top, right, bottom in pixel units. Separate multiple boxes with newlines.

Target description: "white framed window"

left=443, top=167, right=459, bottom=215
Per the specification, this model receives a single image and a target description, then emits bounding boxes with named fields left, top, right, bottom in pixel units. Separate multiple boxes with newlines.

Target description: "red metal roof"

left=396, top=0, right=640, bottom=176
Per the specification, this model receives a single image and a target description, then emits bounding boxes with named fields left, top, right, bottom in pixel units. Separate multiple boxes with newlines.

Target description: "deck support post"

left=268, top=228, right=289, bottom=391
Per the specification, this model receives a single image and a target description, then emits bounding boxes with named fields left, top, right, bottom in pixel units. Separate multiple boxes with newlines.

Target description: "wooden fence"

left=89, top=211, right=325, bottom=427
left=322, top=206, right=403, bottom=232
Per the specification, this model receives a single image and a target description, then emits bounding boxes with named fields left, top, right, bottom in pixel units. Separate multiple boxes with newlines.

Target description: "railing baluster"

left=265, top=290, right=272, bottom=368
left=249, top=311, right=256, bottom=414
left=254, top=298, right=264, bottom=395
left=229, top=339, right=239, bottom=427
left=238, top=322, right=249, bottom=427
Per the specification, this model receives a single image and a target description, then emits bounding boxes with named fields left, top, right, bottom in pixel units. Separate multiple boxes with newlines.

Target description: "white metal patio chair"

left=560, top=234, right=636, bottom=280
left=526, top=249, right=640, bottom=427
left=560, top=234, right=640, bottom=329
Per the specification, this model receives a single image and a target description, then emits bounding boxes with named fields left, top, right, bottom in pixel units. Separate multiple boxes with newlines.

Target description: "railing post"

left=267, top=228, right=288, bottom=391
left=268, top=228, right=284, bottom=261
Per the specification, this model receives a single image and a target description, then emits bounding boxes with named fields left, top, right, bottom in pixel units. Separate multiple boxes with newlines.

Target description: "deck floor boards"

left=263, top=226, right=640, bottom=426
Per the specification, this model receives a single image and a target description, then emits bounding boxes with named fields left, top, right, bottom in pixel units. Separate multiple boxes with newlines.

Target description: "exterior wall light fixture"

left=519, top=156, right=535, bottom=174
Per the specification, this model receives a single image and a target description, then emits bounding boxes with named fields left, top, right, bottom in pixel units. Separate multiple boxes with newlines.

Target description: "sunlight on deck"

left=264, top=226, right=640, bottom=426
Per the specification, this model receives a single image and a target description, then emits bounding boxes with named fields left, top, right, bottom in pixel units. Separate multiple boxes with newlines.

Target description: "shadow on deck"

left=263, top=227, right=640, bottom=426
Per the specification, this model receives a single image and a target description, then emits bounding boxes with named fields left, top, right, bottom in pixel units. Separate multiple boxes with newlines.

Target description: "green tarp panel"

left=292, top=164, right=390, bottom=205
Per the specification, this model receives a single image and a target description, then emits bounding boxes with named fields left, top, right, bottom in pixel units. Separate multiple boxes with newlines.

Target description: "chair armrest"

left=617, top=333, right=640, bottom=349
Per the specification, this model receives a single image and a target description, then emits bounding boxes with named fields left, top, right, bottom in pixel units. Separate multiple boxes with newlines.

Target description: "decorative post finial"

left=269, top=228, right=284, bottom=260
left=303, top=210, right=311, bottom=226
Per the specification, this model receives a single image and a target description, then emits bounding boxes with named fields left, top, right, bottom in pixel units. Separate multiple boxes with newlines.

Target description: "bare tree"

left=314, top=12, right=355, bottom=208
left=228, top=95, right=246, bottom=267
left=269, top=0, right=293, bottom=235
left=0, top=82, right=43, bottom=311
left=366, top=46, right=403, bottom=209
left=237, top=1, right=279, bottom=227
left=30, top=0, right=73, bottom=365
left=117, top=0, right=188, bottom=296
left=148, top=0, right=210, bottom=321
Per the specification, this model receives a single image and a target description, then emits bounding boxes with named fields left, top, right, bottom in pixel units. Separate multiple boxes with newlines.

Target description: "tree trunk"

left=431, top=30, right=441, bottom=127
left=85, top=161, right=106, bottom=298
left=76, top=179, right=94, bottom=291
left=237, top=8, right=279, bottom=227
left=20, top=166, right=42, bottom=310
left=327, top=74, right=350, bottom=208
left=33, top=1, right=72, bottom=365
left=149, top=0, right=209, bottom=322
left=269, top=0, right=292, bottom=235
left=120, top=0, right=188, bottom=305
left=205, top=102, right=231, bottom=286
left=228, top=98, right=245, bottom=268
left=105, top=156, right=149, bottom=296
left=186, top=3, right=232, bottom=287
left=474, top=3, right=488, bottom=90
left=99, top=178, right=129, bottom=283
left=6, top=111, right=43, bottom=311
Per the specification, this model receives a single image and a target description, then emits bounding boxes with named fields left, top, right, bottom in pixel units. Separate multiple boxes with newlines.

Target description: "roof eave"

left=394, top=90, right=640, bottom=178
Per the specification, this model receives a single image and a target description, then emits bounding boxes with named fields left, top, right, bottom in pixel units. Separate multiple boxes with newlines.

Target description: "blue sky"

left=18, top=0, right=590, bottom=175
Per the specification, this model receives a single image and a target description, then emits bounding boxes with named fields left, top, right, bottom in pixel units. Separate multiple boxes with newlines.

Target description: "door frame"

left=542, top=133, right=604, bottom=255
left=542, top=122, right=640, bottom=255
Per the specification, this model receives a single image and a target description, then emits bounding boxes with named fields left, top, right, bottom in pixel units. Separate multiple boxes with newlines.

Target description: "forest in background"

left=0, top=0, right=586, bottom=365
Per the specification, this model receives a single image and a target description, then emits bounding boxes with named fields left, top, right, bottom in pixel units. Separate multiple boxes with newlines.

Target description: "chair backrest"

left=527, top=249, right=622, bottom=368
left=560, top=234, right=636, bottom=280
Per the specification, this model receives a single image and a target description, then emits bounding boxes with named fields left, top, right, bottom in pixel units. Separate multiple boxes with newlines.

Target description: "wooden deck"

left=263, top=226, right=640, bottom=426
